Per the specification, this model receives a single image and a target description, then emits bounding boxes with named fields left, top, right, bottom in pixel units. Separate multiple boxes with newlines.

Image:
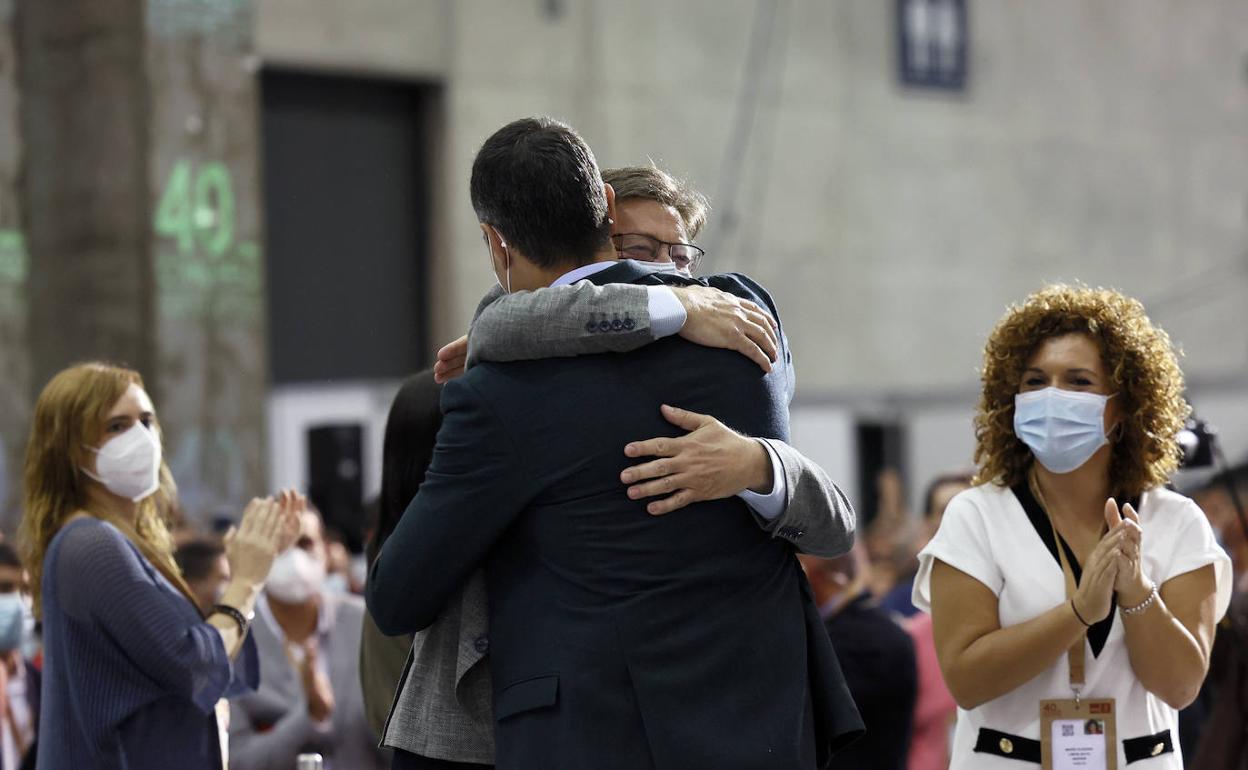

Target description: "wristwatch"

left=211, top=603, right=255, bottom=636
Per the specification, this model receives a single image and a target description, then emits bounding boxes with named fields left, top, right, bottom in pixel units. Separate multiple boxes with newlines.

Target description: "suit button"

left=585, top=321, right=598, bottom=333
left=999, top=738, right=1013, bottom=754
left=598, top=320, right=611, bottom=332
left=611, top=319, right=624, bottom=331
left=473, top=636, right=489, bottom=654
left=623, top=318, right=636, bottom=330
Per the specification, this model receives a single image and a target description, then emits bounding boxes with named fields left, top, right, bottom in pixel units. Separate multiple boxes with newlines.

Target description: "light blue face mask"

left=1014, top=387, right=1115, bottom=474
left=0, top=593, right=26, bottom=653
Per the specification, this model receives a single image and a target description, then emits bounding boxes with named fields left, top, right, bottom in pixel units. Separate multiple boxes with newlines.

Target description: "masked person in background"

left=230, top=505, right=389, bottom=770
left=175, top=538, right=232, bottom=615
left=0, top=542, right=37, bottom=770
left=916, top=286, right=1232, bottom=768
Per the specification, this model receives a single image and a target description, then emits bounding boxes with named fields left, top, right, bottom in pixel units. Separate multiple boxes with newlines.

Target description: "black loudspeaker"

left=307, top=424, right=364, bottom=552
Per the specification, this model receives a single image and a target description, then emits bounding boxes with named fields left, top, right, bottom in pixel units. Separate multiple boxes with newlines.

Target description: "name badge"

left=1040, top=698, right=1117, bottom=770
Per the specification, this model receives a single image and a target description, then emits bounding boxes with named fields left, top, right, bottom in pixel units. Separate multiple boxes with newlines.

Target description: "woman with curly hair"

left=21, top=362, right=299, bottom=770
left=913, top=285, right=1231, bottom=768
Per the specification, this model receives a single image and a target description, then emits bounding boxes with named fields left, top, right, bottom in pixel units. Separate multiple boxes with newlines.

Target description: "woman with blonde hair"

left=21, top=362, right=298, bottom=769
left=914, top=286, right=1232, bottom=768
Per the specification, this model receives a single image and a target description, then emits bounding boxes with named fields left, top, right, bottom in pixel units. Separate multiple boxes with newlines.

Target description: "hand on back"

left=620, top=405, right=771, bottom=516
left=672, top=286, right=779, bottom=372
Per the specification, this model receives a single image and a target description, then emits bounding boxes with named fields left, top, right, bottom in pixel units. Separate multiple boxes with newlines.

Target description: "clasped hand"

left=1073, top=499, right=1148, bottom=622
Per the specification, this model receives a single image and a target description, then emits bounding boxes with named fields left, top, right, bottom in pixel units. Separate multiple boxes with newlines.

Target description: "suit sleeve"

left=466, top=282, right=659, bottom=367
left=753, top=438, right=856, bottom=557
left=366, top=376, right=539, bottom=635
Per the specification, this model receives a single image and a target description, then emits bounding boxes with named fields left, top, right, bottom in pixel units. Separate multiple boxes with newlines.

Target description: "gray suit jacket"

left=382, top=279, right=855, bottom=763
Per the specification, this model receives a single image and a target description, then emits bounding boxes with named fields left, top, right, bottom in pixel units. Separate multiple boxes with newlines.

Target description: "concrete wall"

left=252, top=0, right=1248, bottom=509
left=0, top=0, right=270, bottom=528
left=146, top=0, right=270, bottom=519
left=1, top=1, right=1239, bottom=526
left=0, top=0, right=27, bottom=522
left=257, top=0, right=1248, bottom=390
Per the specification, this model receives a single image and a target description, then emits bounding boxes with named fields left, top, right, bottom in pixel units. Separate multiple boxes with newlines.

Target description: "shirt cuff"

left=737, top=439, right=787, bottom=520
left=647, top=286, right=687, bottom=338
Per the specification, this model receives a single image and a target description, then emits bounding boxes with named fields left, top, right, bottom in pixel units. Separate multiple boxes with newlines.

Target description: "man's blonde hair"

left=602, top=165, right=710, bottom=239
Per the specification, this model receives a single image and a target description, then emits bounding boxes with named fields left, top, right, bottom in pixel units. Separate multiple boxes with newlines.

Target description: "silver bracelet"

left=1120, top=581, right=1158, bottom=616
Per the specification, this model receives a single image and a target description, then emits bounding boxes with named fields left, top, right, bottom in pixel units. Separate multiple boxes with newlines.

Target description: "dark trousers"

left=390, top=748, right=492, bottom=770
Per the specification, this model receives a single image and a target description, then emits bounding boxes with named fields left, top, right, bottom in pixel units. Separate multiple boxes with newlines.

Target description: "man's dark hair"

left=0, top=542, right=21, bottom=570
left=470, top=116, right=611, bottom=269
left=174, top=538, right=224, bottom=582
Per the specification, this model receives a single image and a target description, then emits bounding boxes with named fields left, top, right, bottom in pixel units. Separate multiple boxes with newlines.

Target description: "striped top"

left=37, top=517, right=258, bottom=769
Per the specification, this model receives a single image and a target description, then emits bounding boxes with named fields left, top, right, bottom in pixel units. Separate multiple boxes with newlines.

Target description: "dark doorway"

left=856, top=421, right=908, bottom=527
left=261, top=69, right=438, bottom=383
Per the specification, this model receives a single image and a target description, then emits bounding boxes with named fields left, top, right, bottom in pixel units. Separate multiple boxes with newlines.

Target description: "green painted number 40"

left=154, top=160, right=235, bottom=257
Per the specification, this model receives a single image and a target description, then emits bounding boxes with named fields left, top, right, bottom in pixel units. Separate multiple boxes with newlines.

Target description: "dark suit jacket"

left=369, top=260, right=862, bottom=769
left=822, top=593, right=917, bottom=770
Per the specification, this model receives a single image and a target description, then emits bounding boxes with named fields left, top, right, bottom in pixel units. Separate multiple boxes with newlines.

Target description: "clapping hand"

left=297, top=639, right=336, bottom=723
left=224, top=488, right=303, bottom=589
left=1072, top=520, right=1125, bottom=625
left=1105, top=498, right=1151, bottom=607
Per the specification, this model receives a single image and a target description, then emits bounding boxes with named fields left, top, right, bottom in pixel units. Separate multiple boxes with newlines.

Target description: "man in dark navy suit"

left=368, top=116, right=861, bottom=769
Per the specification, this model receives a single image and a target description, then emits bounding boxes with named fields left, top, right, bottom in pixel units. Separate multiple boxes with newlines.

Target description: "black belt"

left=973, top=727, right=1174, bottom=764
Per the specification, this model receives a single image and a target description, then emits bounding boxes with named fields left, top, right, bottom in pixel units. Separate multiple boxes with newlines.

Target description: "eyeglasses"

left=611, top=233, right=705, bottom=273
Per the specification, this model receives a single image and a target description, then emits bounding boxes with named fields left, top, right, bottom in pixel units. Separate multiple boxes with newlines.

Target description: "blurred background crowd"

left=0, top=0, right=1244, bottom=768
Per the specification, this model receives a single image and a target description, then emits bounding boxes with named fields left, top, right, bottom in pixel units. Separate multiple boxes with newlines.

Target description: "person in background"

left=916, top=286, right=1232, bottom=768
left=864, top=468, right=918, bottom=606
left=174, top=538, right=231, bottom=615
left=21, top=361, right=299, bottom=770
left=1191, top=464, right=1248, bottom=581
left=899, top=473, right=972, bottom=770
left=0, top=543, right=37, bottom=770
left=799, top=544, right=917, bottom=770
left=229, top=504, right=389, bottom=770
left=321, top=529, right=354, bottom=595
left=880, top=473, right=974, bottom=619
left=1186, top=465, right=1248, bottom=768
left=171, top=536, right=236, bottom=767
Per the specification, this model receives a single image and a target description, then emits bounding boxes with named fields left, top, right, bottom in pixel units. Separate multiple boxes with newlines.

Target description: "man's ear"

left=603, top=182, right=617, bottom=228
left=480, top=223, right=509, bottom=266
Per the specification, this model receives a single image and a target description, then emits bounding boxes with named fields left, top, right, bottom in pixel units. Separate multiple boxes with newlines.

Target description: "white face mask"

left=82, top=422, right=162, bottom=502
left=1014, top=387, right=1115, bottom=474
left=266, top=547, right=326, bottom=604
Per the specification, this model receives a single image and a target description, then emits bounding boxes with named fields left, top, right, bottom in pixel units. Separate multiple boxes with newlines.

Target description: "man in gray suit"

left=378, top=161, right=858, bottom=767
